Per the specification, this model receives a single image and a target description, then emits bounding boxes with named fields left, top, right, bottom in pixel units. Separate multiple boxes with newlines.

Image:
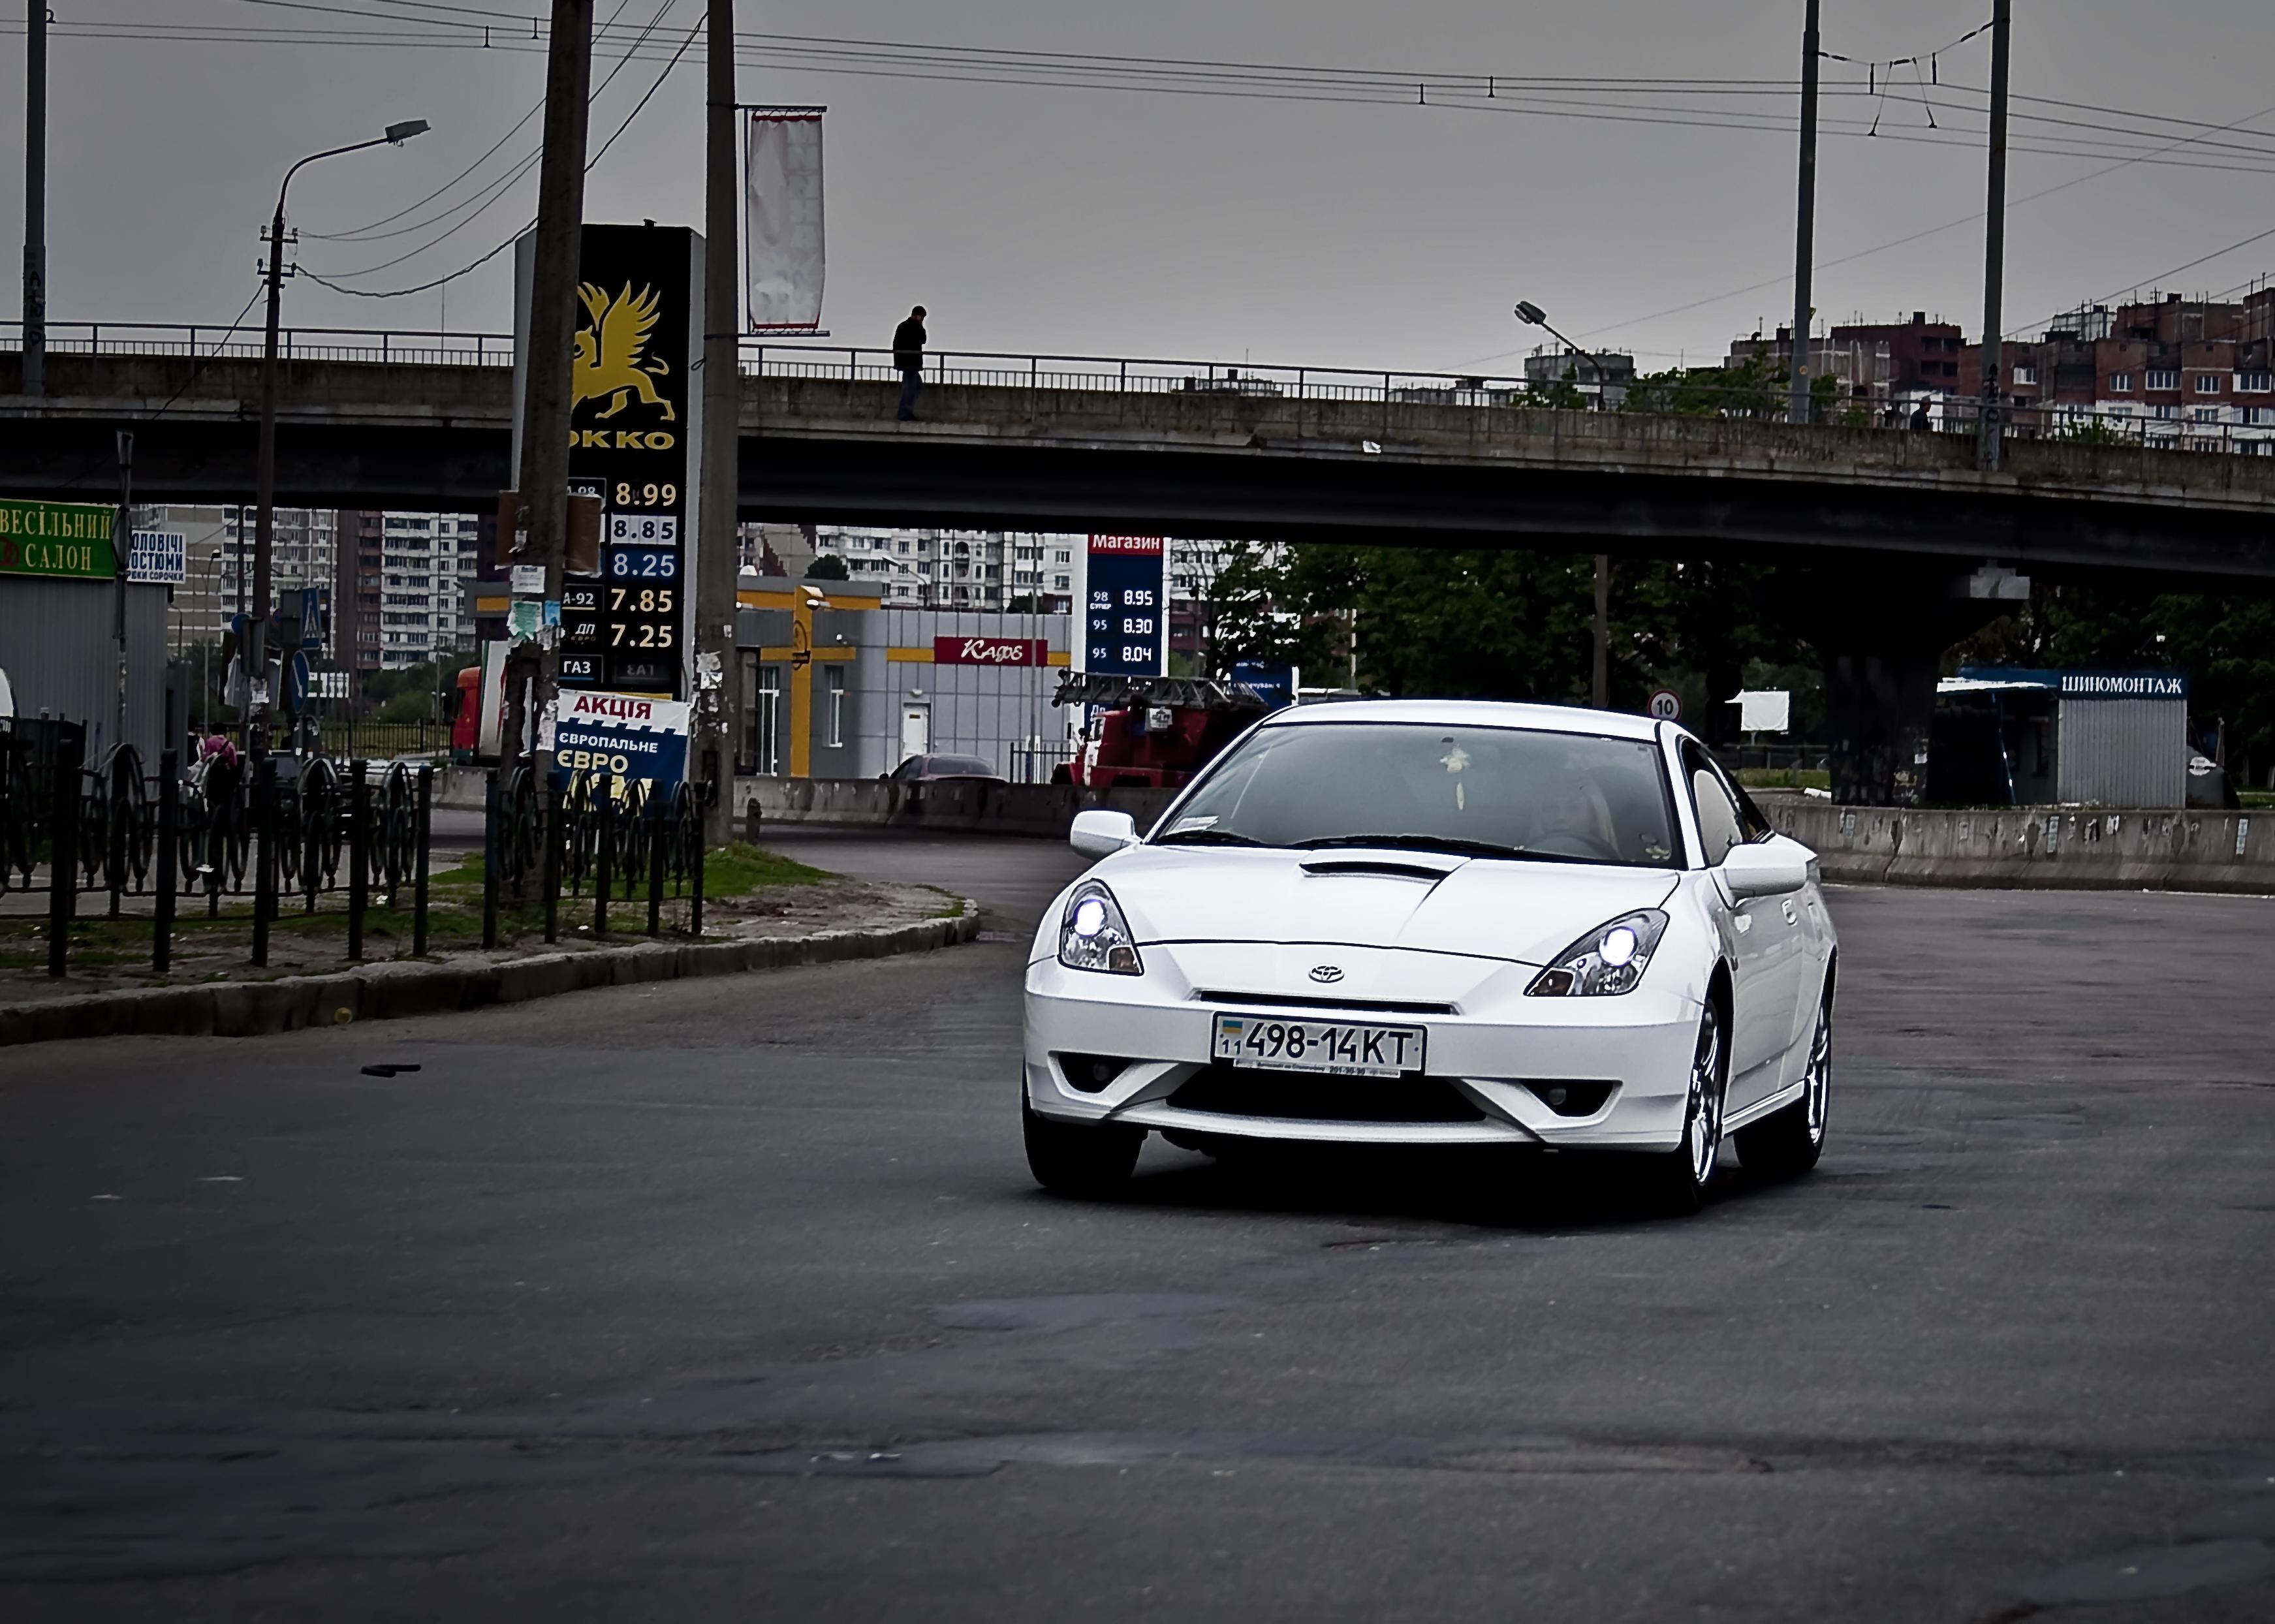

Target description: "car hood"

left=1093, top=845, right=1684, bottom=967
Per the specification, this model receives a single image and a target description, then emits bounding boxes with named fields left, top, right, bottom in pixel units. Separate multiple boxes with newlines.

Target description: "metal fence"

left=1, top=718, right=713, bottom=978
left=477, top=763, right=714, bottom=946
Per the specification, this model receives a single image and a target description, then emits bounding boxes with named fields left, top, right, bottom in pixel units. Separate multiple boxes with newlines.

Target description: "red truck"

left=1052, top=674, right=1272, bottom=789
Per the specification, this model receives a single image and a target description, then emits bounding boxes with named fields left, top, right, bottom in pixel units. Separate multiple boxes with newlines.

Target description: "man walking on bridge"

left=894, top=305, right=927, bottom=421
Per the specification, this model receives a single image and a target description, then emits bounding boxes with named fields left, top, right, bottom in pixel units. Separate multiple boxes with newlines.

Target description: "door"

left=1686, top=749, right=1804, bottom=1110
left=899, top=702, right=931, bottom=765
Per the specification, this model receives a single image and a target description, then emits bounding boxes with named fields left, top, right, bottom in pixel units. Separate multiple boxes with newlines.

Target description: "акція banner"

left=745, top=110, right=826, bottom=334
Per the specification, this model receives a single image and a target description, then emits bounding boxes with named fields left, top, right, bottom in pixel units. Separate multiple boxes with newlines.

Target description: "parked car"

left=885, top=753, right=1005, bottom=785
left=1021, top=700, right=1837, bottom=1215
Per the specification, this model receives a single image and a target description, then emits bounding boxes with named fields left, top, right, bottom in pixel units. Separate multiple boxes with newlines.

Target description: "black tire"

left=1737, top=982, right=1832, bottom=1180
left=1023, top=1095, right=1144, bottom=1197
left=1635, top=999, right=1729, bottom=1217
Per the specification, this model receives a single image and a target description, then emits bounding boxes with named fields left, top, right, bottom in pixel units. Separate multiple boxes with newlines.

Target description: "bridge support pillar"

left=1798, top=564, right=2029, bottom=806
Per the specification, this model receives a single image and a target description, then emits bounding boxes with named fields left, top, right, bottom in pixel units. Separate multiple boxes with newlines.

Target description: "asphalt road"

left=3, top=835, right=2273, bottom=1622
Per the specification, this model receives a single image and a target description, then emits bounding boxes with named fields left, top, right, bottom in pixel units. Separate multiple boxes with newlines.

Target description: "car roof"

left=1263, top=698, right=1667, bottom=743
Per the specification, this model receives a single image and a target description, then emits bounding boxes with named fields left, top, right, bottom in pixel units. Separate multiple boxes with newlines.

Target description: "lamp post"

left=245, top=119, right=428, bottom=753
left=1516, top=300, right=1613, bottom=711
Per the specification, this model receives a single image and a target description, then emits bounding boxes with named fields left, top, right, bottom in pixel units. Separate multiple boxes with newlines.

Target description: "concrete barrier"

left=740, top=776, right=1179, bottom=839
left=737, top=777, right=2275, bottom=895
left=1768, top=800, right=2274, bottom=894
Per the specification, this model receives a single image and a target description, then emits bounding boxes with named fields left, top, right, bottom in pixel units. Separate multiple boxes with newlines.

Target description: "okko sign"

left=1084, top=535, right=1165, bottom=677
left=546, top=690, right=691, bottom=792
left=514, top=222, right=704, bottom=698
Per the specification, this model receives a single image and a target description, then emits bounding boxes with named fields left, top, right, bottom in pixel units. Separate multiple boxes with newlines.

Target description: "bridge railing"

left=7, top=322, right=2272, bottom=457
left=0, top=319, right=514, bottom=368
left=744, top=343, right=2275, bottom=458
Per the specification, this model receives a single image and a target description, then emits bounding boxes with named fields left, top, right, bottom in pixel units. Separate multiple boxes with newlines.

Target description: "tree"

left=1618, top=352, right=1840, bottom=422
left=806, top=553, right=849, bottom=581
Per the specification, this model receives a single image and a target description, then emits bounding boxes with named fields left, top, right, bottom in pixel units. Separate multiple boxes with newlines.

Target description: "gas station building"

left=735, top=576, right=1075, bottom=781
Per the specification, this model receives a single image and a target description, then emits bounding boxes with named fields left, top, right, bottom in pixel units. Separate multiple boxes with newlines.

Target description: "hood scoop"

left=1298, top=858, right=1459, bottom=883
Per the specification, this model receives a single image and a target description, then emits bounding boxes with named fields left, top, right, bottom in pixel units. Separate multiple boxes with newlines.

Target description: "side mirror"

left=1070, top=808, right=1140, bottom=859
left=1721, top=838, right=1809, bottom=899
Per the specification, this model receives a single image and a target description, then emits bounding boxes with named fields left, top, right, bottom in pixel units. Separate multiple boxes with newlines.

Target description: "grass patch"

left=430, top=841, right=830, bottom=901
left=1736, top=768, right=1830, bottom=791
left=2240, top=790, right=2275, bottom=810
left=700, top=842, right=832, bottom=895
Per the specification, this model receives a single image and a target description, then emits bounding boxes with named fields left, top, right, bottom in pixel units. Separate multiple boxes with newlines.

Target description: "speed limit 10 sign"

left=1648, top=689, right=1683, bottom=722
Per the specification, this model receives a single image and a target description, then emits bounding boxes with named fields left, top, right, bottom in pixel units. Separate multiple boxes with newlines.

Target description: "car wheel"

left=1737, top=983, right=1832, bottom=1179
left=1638, top=999, right=1727, bottom=1216
left=1023, top=1095, right=1144, bottom=1197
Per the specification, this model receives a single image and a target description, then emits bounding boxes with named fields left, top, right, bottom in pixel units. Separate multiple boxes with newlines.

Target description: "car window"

left=1683, top=747, right=1746, bottom=863
left=1159, top=722, right=1680, bottom=869
left=932, top=755, right=996, bottom=776
left=890, top=757, right=920, bottom=781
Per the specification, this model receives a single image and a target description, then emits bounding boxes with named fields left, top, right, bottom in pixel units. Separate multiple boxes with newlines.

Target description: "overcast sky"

left=5, top=1, right=2272, bottom=377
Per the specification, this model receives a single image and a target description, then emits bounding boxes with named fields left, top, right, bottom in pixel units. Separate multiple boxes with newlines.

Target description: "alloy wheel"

left=1802, top=1000, right=1832, bottom=1146
left=1687, top=1005, right=1725, bottom=1186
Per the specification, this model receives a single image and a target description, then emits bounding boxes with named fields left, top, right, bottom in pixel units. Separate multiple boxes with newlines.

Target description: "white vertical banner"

left=745, top=109, right=826, bottom=334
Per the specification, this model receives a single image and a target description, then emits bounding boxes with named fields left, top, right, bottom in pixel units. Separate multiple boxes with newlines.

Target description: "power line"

left=306, top=1, right=678, bottom=279
left=302, top=0, right=646, bottom=241
left=27, top=11, right=2271, bottom=174
left=1433, top=89, right=2275, bottom=373
left=300, top=9, right=702, bottom=298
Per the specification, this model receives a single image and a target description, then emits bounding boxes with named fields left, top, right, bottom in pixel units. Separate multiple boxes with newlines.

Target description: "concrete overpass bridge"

left=8, top=324, right=2274, bottom=800
left=4, top=324, right=2273, bottom=582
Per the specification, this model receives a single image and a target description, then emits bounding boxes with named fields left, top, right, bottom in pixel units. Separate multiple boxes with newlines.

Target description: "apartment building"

left=1828, top=312, right=1969, bottom=399
left=153, top=505, right=338, bottom=654
left=811, top=527, right=1078, bottom=610
left=1960, top=288, right=2275, bottom=453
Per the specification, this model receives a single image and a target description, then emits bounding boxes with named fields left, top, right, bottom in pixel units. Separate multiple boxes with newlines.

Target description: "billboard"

left=0, top=499, right=115, bottom=579
left=516, top=223, right=702, bottom=699
left=127, top=529, right=187, bottom=585
left=745, top=110, right=826, bottom=334
left=1082, top=535, right=1165, bottom=677
left=546, top=689, right=691, bottom=791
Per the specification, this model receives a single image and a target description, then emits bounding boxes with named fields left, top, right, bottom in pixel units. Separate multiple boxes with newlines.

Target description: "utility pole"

left=1788, top=0, right=1821, bottom=425
left=113, top=431, right=132, bottom=759
left=247, top=121, right=426, bottom=756
left=1512, top=300, right=1614, bottom=708
left=1977, top=0, right=2014, bottom=473
left=699, top=0, right=743, bottom=843
left=505, top=0, right=596, bottom=772
left=249, top=191, right=291, bottom=755
left=22, top=0, right=46, bottom=397
left=1591, top=555, right=1610, bottom=711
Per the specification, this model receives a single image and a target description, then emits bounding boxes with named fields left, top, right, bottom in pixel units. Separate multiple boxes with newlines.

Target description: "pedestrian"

left=893, top=304, right=927, bottom=421
left=1909, top=399, right=1932, bottom=433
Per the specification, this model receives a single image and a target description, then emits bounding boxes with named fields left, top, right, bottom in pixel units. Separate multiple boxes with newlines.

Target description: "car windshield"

left=1155, top=721, right=1680, bottom=869
left=929, top=756, right=996, bottom=776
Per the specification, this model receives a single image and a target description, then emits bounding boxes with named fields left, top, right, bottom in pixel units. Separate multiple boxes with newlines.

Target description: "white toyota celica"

left=1022, top=700, right=1836, bottom=1214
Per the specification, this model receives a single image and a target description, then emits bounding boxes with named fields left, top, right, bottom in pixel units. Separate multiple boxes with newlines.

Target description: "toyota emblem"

left=1309, top=965, right=1345, bottom=984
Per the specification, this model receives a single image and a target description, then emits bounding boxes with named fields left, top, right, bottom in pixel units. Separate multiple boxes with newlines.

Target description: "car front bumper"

left=1024, top=943, right=1704, bottom=1152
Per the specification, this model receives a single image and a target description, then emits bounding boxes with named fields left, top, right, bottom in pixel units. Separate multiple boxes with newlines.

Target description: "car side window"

left=1684, top=747, right=1745, bottom=864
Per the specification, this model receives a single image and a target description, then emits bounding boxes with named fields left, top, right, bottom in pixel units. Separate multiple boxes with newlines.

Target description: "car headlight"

left=1526, top=909, right=1669, bottom=997
left=1058, top=881, right=1144, bottom=975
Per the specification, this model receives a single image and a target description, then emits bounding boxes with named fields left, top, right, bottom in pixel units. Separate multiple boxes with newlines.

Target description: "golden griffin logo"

left=572, top=282, right=676, bottom=422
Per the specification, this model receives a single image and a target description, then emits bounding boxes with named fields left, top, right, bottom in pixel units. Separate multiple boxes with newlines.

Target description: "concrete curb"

left=0, top=907, right=982, bottom=1048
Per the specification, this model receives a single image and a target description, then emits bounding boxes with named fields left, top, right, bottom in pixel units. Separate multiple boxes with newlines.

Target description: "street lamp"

left=1516, top=300, right=1612, bottom=711
left=244, top=119, right=429, bottom=753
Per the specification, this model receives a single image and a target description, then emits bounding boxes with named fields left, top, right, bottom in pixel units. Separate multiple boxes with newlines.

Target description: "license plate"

left=1212, top=1013, right=1426, bottom=1078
